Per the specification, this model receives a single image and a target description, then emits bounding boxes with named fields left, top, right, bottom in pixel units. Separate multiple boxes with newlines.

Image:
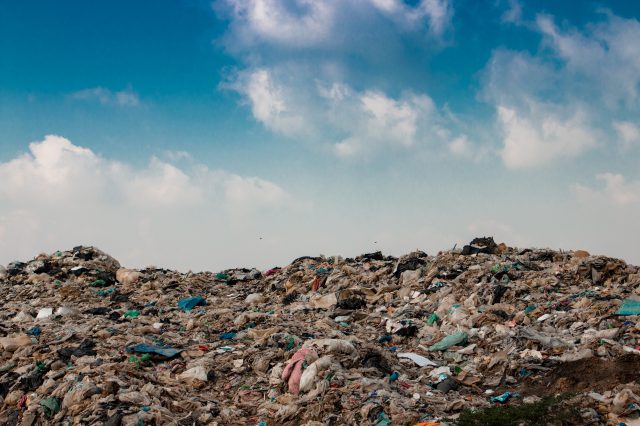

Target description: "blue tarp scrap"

left=616, top=299, right=640, bottom=316
left=177, top=296, right=207, bottom=312
left=126, top=344, right=182, bottom=359
left=490, top=391, right=519, bottom=403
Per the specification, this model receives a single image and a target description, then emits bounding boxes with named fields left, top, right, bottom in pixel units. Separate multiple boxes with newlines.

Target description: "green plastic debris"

left=524, top=304, right=536, bottom=314
left=375, top=412, right=391, bottom=426
left=428, top=331, right=468, bottom=351
left=96, top=287, right=115, bottom=297
left=215, top=273, right=229, bottom=280
left=491, top=264, right=503, bottom=273
left=90, top=279, right=106, bottom=287
left=616, top=299, right=640, bottom=316
left=124, top=310, right=141, bottom=318
left=426, top=313, right=439, bottom=325
left=286, top=335, right=295, bottom=351
left=40, top=397, right=61, bottom=418
left=129, top=353, right=153, bottom=368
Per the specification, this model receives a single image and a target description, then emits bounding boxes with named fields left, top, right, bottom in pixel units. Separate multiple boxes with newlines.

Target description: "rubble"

left=1, top=242, right=640, bottom=425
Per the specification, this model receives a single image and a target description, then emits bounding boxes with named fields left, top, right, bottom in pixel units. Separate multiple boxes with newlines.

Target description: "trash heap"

left=1, top=240, right=640, bottom=425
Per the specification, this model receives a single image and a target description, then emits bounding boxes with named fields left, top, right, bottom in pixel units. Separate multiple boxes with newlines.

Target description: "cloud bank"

left=0, top=135, right=294, bottom=270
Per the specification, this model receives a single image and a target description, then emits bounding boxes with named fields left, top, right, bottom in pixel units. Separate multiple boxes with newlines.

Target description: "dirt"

left=522, top=354, right=640, bottom=396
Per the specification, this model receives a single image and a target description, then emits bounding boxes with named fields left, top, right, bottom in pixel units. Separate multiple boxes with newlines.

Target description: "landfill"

left=1, top=239, right=640, bottom=425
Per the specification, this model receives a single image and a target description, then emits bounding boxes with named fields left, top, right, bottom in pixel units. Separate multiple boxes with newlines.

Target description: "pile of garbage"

left=1, top=239, right=640, bottom=425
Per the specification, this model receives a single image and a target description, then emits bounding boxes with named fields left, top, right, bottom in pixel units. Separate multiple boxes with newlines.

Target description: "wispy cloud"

left=71, top=86, right=141, bottom=107
left=499, top=0, right=523, bottom=24
left=573, top=173, right=640, bottom=206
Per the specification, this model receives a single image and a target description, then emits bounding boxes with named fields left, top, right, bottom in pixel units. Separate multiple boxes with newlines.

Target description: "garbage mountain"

left=1, top=240, right=640, bottom=425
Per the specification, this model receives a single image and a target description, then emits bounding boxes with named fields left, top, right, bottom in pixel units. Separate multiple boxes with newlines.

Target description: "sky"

left=1, top=0, right=640, bottom=271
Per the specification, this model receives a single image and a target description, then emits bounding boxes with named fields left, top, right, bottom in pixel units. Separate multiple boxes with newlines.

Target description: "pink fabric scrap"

left=282, top=347, right=313, bottom=395
left=265, top=268, right=280, bottom=277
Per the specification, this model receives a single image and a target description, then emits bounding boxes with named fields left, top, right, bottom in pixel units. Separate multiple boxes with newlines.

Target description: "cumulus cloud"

left=333, top=90, right=434, bottom=156
left=497, top=104, right=597, bottom=169
left=573, top=173, right=640, bottom=206
left=482, top=12, right=640, bottom=169
left=214, top=0, right=465, bottom=160
left=227, top=67, right=461, bottom=157
left=72, top=87, right=141, bottom=107
left=0, top=135, right=294, bottom=270
left=221, top=0, right=334, bottom=47
left=217, top=0, right=453, bottom=51
left=229, top=69, right=309, bottom=137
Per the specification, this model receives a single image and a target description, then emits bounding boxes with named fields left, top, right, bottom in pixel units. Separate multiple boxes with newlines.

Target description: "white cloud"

left=416, top=0, right=452, bottom=36
left=218, top=0, right=453, bottom=50
left=355, top=91, right=424, bottom=147
left=536, top=13, right=640, bottom=107
left=0, top=135, right=103, bottom=201
left=369, top=0, right=452, bottom=36
left=573, top=173, right=640, bottom=206
left=613, top=121, right=640, bottom=150
left=123, top=158, right=205, bottom=207
left=72, top=87, right=141, bottom=107
left=215, top=0, right=461, bottom=160
left=448, top=135, right=484, bottom=160
left=228, top=68, right=460, bottom=158
left=224, top=174, right=289, bottom=207
left=482, top=47, right=601, bottom=169
left=497, top=104, right=597, bottom=169
left=0, top=135, right=295, bottom=270
left=500, top=0, right=522, bottom=24
left=481, top=12, right=640, bottom=169
left=448, top=136, right=469, bottom=156
left=230, top=69, right=309, bottom=137
left=222, top=0, right=334, bottom=47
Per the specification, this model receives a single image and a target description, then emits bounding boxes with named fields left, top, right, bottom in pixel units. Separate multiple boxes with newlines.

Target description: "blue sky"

left=1, top=0, right=639, bottom=270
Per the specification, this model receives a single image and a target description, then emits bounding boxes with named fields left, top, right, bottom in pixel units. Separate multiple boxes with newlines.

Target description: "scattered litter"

left=397, top=352, right=438, bottom=367
left=0, top=241, right=639, bottom=424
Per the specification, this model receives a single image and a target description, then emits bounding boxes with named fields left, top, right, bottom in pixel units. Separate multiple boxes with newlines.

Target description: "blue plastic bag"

left=177, top=296, right=206, bottom=312
left=127, top=343, right=182, bottom=358
left=616, top=299, right=640, bottom=316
